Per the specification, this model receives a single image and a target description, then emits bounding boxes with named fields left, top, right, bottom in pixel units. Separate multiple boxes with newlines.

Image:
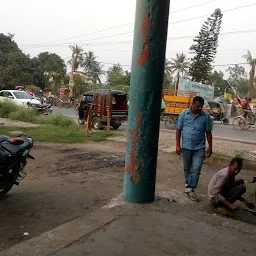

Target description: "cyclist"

left=241, top=97, right=253, bottom=123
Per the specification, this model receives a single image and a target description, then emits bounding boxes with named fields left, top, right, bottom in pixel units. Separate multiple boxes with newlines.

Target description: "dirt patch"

left=0, top=142, right=125, bottom=251
left=0, top=118, right=39, bottom=128
left=0, top=141, right=255, bottom=252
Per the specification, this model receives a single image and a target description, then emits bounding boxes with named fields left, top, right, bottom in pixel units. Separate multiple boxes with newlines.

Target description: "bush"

left=0, top=100, right=19, bottom=118
left=8, top=107, right=37, bottom=123
left=25, top=85, right=41, bottom=94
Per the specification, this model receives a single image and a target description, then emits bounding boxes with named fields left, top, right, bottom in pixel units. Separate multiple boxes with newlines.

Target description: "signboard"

left=178, top=79, right=214, bottom=100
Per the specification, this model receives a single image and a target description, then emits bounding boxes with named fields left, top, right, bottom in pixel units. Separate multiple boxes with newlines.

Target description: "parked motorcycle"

left=27, top=102, right=52, bottom=115
left=0, top=134, right=34, bottom=197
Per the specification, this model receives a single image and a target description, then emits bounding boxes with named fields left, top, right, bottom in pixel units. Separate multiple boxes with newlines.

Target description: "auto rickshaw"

left=77, top=90, right=128, bottom=130
left=207, top=99, right=229, bottom=125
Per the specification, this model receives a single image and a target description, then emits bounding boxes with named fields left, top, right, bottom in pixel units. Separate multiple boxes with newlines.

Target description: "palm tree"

left=169, top=53, right=190, bottom=90
left=164, top=58, right=172, bottom=74
left=82, top=51, right=97, bottom=74
left=82, top=51, right=105, bottom=84
left=89, top=62, right=105, bottom=84
left=243, top=50, right=256, bottom=98
left=67, top=45, right=84, bottom=72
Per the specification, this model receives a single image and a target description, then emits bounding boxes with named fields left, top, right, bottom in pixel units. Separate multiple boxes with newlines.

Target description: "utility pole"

left=123, top=0, right=170, bottom=203
left=69, top=49, right=75, bottom=94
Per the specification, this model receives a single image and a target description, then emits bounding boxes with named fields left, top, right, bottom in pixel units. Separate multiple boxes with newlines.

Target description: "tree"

left=164, top=58, right=172, bottom=74
left=243, top=50, right=256, bottom=98
left=88, top=62, right=105, bottom=84
left=208, top=70, right=226, bottom=96
left=0, top=33, right=34, bottom=88
left=82, top=51, right=97, bottom=74
left=82, top=51, right=105, bottom=84
left=168, top=53, right=190, bottom=90
left=106, top=64, right=130, bottom=87
left=163, top=72, right=174, bottom=89
left=226, top=65, right=248, bottom=97
left=189, top=9, right=223, bottom=82
left=35, top=52, right=66, bottom=89
left=68, top=45, right=84, bottom=72
left=0, top=33, right=66, bottom=90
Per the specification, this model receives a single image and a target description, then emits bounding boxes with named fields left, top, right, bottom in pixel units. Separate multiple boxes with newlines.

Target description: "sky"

left=1, top=0, right=256, bottom=77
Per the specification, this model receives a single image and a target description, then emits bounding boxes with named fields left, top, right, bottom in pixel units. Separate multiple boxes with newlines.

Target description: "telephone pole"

left=69, top=48, right=75, bottom=93
left=123, top=0, right=170, bottom=203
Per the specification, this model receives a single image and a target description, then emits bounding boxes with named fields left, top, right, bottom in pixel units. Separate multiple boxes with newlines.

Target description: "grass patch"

left=0, top=126, right=114, bottom=144
left=87, top=132, right=114, bottom=142
left=37, top=114, right=74, bottom=127
left=0, top=101, right=114, bottom=143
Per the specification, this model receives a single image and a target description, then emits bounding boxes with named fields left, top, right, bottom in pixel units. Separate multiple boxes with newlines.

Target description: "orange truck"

left=162, top=89, right=211, bottom=129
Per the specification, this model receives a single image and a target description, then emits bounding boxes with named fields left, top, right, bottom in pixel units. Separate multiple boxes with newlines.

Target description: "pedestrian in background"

left=176, top=96, right=212, bottom=201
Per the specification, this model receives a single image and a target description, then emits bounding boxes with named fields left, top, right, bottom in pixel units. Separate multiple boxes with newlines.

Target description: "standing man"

left=176, top=96, right=212, bottom=201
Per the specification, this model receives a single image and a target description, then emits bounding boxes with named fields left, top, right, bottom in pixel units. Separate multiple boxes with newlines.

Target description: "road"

left=53, top=107, right=256, bottom=142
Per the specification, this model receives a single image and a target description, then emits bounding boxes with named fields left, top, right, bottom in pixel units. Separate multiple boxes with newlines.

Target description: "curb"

left=160, top=128, right=256, bottom=145
left=0, top=209, right=118, bottom=256
left=108, top=131, right=256, bottom=146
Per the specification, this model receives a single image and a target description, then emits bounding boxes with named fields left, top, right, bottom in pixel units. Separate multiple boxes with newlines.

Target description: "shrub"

left=0, top=100, right=19, bottom=118
left=0, top=100, right=76, bottom=129
left=8, top=107, right=37, bottom=123
left=25, top=85, right=41, bottom=94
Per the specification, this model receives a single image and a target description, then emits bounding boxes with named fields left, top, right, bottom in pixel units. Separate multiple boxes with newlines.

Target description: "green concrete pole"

left=123, top=0, right=170, bottom=203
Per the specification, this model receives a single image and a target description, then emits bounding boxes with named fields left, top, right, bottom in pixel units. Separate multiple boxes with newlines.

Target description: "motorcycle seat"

left=0, top=136, right=10, bottom=143
left=37, top=104, right=51, bottom=108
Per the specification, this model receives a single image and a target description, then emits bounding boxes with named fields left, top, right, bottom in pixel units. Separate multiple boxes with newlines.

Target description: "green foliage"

left=208, top=70, right=226, bottom=97
left=35, top=52, right=66, bottom=89
left=166, top=54, right=190, bottom=77
left=8, top=107, right=37, bottom=123
left=38, top=114, right=74, bottom=127
left=25, top=85, right=41, bottom=94
left=0, top=100, right=114, bottom=144
left=226, top=65, right=248, bottom=97
left=189, top=9, right=223, bottom=82
left=0, top=33, right=67, bottom=90
left=0, top=34, right=34, bottom=88
left=163, top=72, right=175, bottom=89
left=87, top=132, right=114, bottom=142
left=0, top=100, right=73, bottom=126
left=106, top=64, right=130, bottom=87
left=243, top=50, right=256, bottom=98
left=68, top=45, right=84, bottom=72
left=82, top=51, right=105, bottom=84
left=36, top=52, right=66, bottom=76
left=0, top=100, right=19, bottom=118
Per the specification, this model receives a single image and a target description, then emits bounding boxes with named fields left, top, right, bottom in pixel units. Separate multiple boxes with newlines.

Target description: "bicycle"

left=232, top=106, right=255, bottom=130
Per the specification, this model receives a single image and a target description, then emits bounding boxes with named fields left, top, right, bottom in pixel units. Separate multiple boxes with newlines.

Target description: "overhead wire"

left=22, top=28, right=256, bottom=49
left=22, top=1, right=256, bottom=48
left=25, top=0, right=218, bottom=46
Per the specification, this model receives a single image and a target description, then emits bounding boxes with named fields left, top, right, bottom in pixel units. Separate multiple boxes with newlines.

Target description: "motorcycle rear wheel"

left=0, top=184, right=13, bottom=198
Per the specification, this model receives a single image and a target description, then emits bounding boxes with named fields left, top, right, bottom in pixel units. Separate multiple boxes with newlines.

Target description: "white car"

left=0, top=90, right=41, bottom=105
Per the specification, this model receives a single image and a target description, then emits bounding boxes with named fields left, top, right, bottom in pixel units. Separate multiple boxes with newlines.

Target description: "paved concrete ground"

left=51, top=205, right=256, bottom=256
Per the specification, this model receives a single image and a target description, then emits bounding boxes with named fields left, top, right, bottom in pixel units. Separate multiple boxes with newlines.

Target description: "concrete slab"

left=0, top=209, right=118, bottom=256
left=52, top=210, right=256, bottom=256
